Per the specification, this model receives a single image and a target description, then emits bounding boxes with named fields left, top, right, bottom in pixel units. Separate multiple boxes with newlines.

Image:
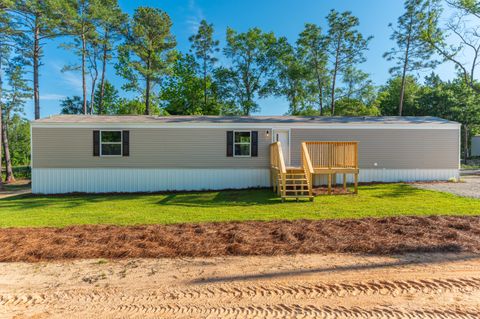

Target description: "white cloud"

left=186, top=0, right=205, bottom=34
left=40, top=93, right=66, bottom=101
left=49, top=61, right=83, bottom=94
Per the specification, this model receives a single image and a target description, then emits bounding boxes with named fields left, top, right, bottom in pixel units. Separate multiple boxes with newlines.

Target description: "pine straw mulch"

left=1, top=216, right=480, bottom=262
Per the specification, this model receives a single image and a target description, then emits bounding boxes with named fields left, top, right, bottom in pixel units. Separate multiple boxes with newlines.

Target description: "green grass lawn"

left=0, top=183, right=479, bottom=228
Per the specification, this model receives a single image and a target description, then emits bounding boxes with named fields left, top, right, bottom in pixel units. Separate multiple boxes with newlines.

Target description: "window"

left=234, top=131, right=251, bottom=157
left=100, top=131, right=122, bottom=156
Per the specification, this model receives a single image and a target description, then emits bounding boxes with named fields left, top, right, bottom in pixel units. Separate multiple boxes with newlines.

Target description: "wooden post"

left=354, top=173, right=358, bottom=194
left=343, top=173, right=347, bottom=191
left=327, top=174, right=332, bottom=195
left=272, top=170, right=276, bottom=193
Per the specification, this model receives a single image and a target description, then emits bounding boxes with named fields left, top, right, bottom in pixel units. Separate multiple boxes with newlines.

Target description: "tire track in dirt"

left=2, top=277, right=480, bottom=307
left=64, top=304, right=480, bottom=319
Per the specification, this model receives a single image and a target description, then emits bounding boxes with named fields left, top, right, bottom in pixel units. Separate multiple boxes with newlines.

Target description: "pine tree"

left=326, top=10, right=372, bottom=115
left=297, top=23, right=329, bottom=115
left=189, top=20, right=219, bottom=112
left=116, top=7, right=176, bottom=115
left=6, top=0, right=64, bottom=119
left=384, top=0, right=437, bottom=116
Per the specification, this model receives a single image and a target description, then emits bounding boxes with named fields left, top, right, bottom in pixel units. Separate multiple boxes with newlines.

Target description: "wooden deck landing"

left=304, top=141, right=359, bottom=195
left=271, top=141, right=359, bottom=200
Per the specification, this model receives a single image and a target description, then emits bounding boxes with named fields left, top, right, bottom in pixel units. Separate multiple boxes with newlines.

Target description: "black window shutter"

left=93, top=130, right=100, bottom=156
left=226, top=131, right=233, bottom=157
left=122, top=130, right=130, bottom=156
left=251, top=131, right=258, bottom=157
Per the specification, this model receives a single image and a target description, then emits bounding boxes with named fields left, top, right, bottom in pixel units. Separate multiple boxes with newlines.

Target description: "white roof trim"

left=31, top=122, right=461, bottom=130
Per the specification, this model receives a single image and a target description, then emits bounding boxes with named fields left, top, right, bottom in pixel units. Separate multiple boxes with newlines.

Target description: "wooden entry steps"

left=270, top=142, right=313, bottom=201
left=278, top=168, right=314, bottom=201
left=271, top=140, right=359, bottom=201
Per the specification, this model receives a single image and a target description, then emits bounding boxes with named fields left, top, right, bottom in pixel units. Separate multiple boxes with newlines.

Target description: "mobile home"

left=30, top=115, right=460, bottom=195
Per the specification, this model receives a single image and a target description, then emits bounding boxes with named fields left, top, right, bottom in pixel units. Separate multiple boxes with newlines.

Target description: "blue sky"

left=29, top=0, right=459, bottom=119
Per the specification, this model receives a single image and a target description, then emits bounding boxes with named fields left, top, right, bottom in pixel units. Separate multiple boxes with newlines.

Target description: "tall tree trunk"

left=0, top=57, right=4, bottom=189
left=2, top=117, right=14, bottom=183
left=330, top=62, right=339, bottom=116
left=399, top=70, right=407, bottom=116
left=145, top=54, right=151, bottom=115
left=203, top=57, right=207, bottom=110
left=145, top=75, right=150, bottom=115
left=314, top=65, right=323, bottom=115
left=317, top=78, right=323, bottom=116
left=81, top=32, right=87, bottom=114
left=330, top=42, right=341, bottom=116
left=399, top=17, right=412, bottom=117
left=463, top=124, right=469, bottom=164
left=245, top=83, right=251, bottom=116
left=291, top=90, right=297, bottom=115
left=90, top=74, right=97, bottom=115
left=98, top=33, right=109, bottom=114
left=33, top=16, right=41, bottom=120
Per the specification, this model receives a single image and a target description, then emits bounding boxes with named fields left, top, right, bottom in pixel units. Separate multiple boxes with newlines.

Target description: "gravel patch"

left=413, top=175, right=480, bottom=199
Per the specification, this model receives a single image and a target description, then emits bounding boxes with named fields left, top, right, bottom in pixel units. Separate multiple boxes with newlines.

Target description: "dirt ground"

left=0, top=180, right=31, bottom=199
left=1, top=216, right=480, bottom=262
left=1, top=253, right=480, bottom=318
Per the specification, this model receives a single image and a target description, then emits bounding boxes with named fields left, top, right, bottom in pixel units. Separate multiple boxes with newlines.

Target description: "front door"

left=275, top=130, right=290, bottom=166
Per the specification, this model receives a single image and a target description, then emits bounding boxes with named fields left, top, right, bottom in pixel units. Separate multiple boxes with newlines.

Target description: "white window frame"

left=233, top=130, right=252, bottom=158
left=100, top=130, right=123, bottom=157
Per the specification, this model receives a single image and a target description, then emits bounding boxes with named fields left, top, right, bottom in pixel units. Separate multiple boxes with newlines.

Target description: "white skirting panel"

left=313, top=168, right=459, bottom=186
left=32, top=168, right=271, bottom=194
left=32, top=168, right=459, bottom=194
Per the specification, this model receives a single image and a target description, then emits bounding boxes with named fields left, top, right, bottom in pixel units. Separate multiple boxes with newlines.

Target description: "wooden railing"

left=304, top=141, right=358, bottom=169
left=270, top=142, right=287, bottom=197
left=301, top=142, right=314, bottom=197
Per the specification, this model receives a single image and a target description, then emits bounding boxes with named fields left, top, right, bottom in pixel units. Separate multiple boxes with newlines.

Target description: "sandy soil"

left=1, top=253, right=480, bottom=318
left=413, top=175, right=480, bottom=199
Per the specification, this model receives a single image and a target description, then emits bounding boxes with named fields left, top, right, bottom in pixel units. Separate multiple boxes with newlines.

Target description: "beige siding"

left=32, top=127, right=270, bottom=168
left=291, top=129, right=459, bottom=169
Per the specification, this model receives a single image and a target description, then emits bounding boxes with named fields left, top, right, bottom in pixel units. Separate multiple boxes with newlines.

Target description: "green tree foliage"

left=2, top=62, right=31, bottom=182
left=416, top=73, right=454, bottom=118
left=445, top=79, right=480, bottom=160
left=421, top=0, right=480, bottom=93
left=7, top=114, right=30, bottom=166
left=93, top=80, right=119, bottom=114
left=377, top=73, right=480, bottom=160
left=326, top=10, right=372, bottom=115
left=384, top=0, right=437, bottom=115
left=60, top=0, right=99, bottom=114
left=297, top=23, right=329, bottom=115
left=220, top=27, right=278, bottom=115
left=274, top=38, right=310, bottom=115
left=376, top=76, right=421, bottom=116
left=60, top=96, right=84, bottom=114
left=189, top=19, right=219, bottom=110
left=338, top=66, right=376, bottom=105
left=334, top=98, right=380, bottom=116
left=116, top=7, right=176, bottom=115
left=419, top=0, right=480, bottom=160
left=160, top=54, right=205, bottom=115
left=0, top=5, right=18, bottom=187
left=94, top=0, right=127, bottom=114
left=115, top=97, right=165, bottom=115
left=6, top=0, right=64, bottom=119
